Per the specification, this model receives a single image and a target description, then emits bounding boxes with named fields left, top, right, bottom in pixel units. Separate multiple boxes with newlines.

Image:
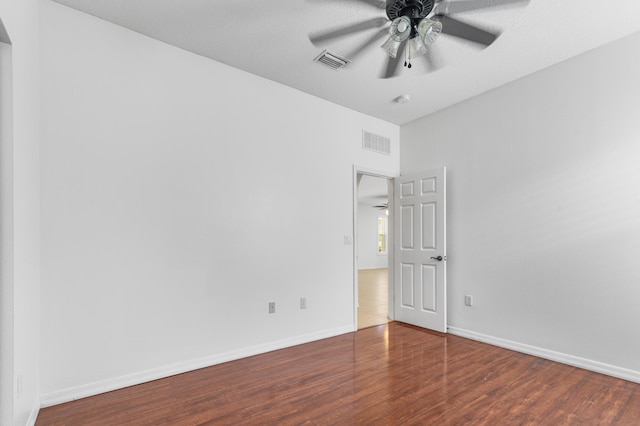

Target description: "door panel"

left=394, top=168, right=446, bottom=332
left=422, top=264, right=437, bottom=312
left=400, top=205, right=414, bottom=249
left=401, top=264, right=415, bottom=307
left=422, top=202, right=436, bottom=249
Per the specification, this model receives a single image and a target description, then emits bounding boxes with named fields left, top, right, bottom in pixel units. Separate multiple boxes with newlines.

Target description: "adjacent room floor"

left=36, top=322, right=640, bottom=425
left=357, top=267, right=390, bottom=329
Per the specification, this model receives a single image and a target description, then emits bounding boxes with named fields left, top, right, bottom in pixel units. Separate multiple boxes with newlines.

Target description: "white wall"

left=0, top=0, right=40, bottom=424
left=401, top=31, right=640, bottom=377
left=39, top=2, right=399, bottom=403
left=357, top=205, right=388, bottom=269
left=0, top=28, right=14, bottom=426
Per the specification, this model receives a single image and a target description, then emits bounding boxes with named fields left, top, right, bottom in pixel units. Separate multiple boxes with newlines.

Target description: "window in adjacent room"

left=378, top=217, right=387, bottom=254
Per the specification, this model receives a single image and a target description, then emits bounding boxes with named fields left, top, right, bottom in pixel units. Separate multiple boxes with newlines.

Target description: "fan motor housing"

left=386, top=0, right=434, bottom=21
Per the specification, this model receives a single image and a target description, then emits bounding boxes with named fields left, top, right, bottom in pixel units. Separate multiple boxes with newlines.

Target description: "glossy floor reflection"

left=37, top=322, right=640, bottom=425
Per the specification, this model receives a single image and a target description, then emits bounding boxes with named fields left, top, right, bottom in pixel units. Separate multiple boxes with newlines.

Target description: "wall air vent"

left=314, top=50, right=350, bottom=71
left=362, top=131, right=391, bottom=155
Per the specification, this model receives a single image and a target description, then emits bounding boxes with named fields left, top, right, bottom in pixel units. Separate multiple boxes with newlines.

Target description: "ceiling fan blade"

left=434, top=0, right=529, bottom=15
left=346, top=27, right=389, bottom=60
left=433, top=14, right=499, bottom=47
left=307, top=0, right=386, bottom=10
left=309, top=17, right=388, bottom=46
left=422, top=45, right=443, bottom=72
left=354, top=0, right=386, bottom=8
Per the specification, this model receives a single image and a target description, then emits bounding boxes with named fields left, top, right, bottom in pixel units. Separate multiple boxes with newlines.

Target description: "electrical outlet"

left=465, top=294, right=473, bottom=306
left=269, top=302, right=276, bottom=314
left=300, top=297, right=307, bottom=309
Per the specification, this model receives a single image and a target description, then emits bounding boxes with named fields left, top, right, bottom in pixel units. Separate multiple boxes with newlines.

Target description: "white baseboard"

left=40, top=325, right=354, bottom=408
left=27, top=399, right=40, bottom=426
left=448, top=326, right=640, bottom=384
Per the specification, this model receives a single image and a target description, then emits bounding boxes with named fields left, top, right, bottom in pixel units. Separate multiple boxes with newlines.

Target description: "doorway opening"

left=356, top=173, right=391, bottom=329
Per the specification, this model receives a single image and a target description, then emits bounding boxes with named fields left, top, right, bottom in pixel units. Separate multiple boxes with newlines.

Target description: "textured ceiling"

left=52, top=0, right=640, bottom=125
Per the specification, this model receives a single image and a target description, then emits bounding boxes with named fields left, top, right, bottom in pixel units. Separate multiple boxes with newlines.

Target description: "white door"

left=394, top=168, right=447, bottom=332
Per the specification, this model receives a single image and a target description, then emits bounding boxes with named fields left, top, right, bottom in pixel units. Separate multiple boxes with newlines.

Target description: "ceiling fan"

left=309, top=0, right=529, bottom=78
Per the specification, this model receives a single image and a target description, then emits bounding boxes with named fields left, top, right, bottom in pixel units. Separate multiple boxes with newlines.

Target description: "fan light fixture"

left=408, top=35, right=427, bottom=59
left=418, top=18, right=442, bottom=45
left=381, top=16, right=442, bottom=61
left=380, top=16, right=412, bottom=58
left=378, top=0, right=444, bottom=67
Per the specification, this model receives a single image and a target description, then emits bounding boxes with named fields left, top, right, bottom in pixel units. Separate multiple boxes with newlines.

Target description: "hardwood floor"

left=37, top=322, right=640, bottom=425
left=358, top=268, right=390, bottom=329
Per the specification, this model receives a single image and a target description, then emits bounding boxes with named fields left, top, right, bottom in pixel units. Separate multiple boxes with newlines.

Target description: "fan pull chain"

left=404, top=43, right=412, bottom=69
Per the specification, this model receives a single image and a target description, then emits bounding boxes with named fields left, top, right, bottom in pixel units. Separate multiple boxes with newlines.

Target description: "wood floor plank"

left=36, top=322, right=640, bottom=425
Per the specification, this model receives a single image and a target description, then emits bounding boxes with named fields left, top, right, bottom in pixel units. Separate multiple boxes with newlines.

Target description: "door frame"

left=352, top=166, right=395, bottom=330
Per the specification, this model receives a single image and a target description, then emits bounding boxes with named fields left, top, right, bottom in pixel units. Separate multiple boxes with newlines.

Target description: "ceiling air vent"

left=362, top=131, right=391, bottom=155
left=314, top=50, right=350, bottom=71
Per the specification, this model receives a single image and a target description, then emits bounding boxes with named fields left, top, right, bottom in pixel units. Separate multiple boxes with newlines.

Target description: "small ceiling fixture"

left=394, top=94, right=411, bottom=103
left=309, top=0, right=530, bottom=79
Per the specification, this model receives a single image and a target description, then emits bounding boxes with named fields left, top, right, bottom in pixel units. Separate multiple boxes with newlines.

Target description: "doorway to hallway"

left=356, top=173, right=391, bottom=330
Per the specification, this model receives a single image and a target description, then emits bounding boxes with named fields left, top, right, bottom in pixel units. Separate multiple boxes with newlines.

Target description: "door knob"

left=430, top=256, right=443, bottom=261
